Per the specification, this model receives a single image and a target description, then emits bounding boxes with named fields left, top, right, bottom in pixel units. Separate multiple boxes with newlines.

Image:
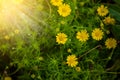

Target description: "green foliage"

left=109, top=0, right=120, bottom=40
left=0, top=0, right=120, bottom=80
left=111, top=25, right=120, bottom=40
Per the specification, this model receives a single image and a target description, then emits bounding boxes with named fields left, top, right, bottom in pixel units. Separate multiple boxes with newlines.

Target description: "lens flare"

left=0, top=0, right=46, bottom=40
left=12, top=0, right=23, bottom=4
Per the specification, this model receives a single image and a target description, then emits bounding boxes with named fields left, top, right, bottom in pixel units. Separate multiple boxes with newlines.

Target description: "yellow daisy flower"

left=56, top=32, right=67, bottom=44
left=97, top=5, right=109, bottom=16
left=14, top=29, right=20, bottom=34
left=4, top=35, right=10, bottom=40
left=60, top=21, right=66, bottom=24
left=58, top=4, right=71, bottom=17
left=66, top=54, right=78, bottom=67
left=106, top=30, right=110, bottom=34
left=75, top=67, right=81, bottom=72
left=92, top=28, right=104, bottom=41
left=80, top=2, right=85, bottom=6
left=50, top=0, right=63, bottom=6
left=103, top=16, right=115, bottom=25
left=76, top=30, right=89, bottom=42
left=105, top=38, right=117, bottom=49
left=4, top=77, right=12, bottom=80
left=38, top=56, right=44, bottom=61
left=31, top=74, right=36, bottom=79
left=67, top=48, right=72, bottom=53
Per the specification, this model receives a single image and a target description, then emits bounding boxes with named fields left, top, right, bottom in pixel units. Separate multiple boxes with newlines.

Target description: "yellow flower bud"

left=4, top=77, right=12, bottom=80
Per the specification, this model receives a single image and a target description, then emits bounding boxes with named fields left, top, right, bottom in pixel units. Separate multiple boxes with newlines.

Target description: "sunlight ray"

left=0, top=0, right=46, bottom=40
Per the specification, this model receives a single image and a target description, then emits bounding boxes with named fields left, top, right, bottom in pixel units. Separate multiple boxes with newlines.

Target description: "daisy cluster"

left=50, top=0, right=117, bottom=68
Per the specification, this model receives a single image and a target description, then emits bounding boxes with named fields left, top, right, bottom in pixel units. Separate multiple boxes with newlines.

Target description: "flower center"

left=95, top=32, right=100, bottom=37
left=55, top=0, right=59, bottom=2
left=59, top=36, right=64, bottom=41
left=62, top=8, right=67, bottom=13
left=101, top=10, right=105, bottom=13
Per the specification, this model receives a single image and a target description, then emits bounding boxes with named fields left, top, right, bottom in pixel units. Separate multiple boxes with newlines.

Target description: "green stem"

left=9, top=67, right=20, bottom=76
left=78, top=45, right=101, bottom=59
left=103, top=71, right=120, bottom=74
left=90, top=70, right=120, bottom=74
left=97, top=48, right=115, bottom=62
left=108, top=48, right=114, bottom=60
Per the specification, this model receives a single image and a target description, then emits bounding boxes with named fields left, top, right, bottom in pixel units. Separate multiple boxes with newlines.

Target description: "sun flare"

left=0, top=0, right=45, bottom=39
